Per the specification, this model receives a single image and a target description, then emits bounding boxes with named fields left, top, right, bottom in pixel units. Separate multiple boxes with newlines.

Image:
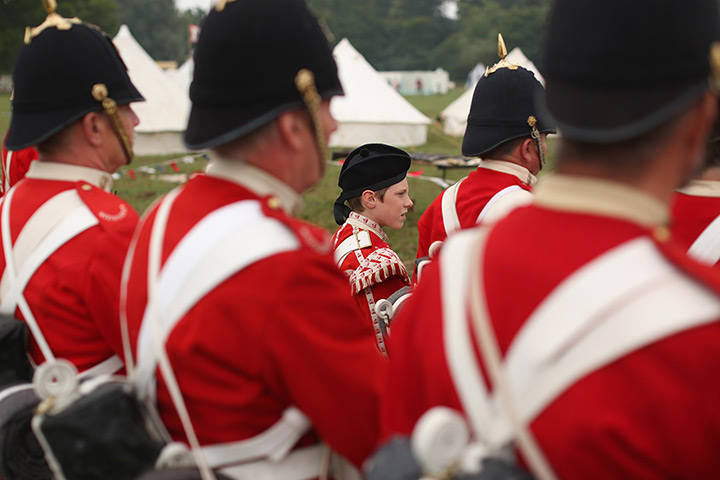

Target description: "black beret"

left=6, top=22, right=144, bottom=151
left=540, top=0, right=720, bottom=143
left=333, top=143, right=411, bottom=225
left=462, top=65, right=556, bottom=157
left=184, top=0, right=344, bottom=150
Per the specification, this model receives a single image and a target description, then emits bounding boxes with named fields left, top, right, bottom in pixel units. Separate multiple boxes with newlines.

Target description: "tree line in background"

left=0, top=0, right=551, bottom=82
left=0, top=0, right=204, bottom=74
left=308, top=0, right=552, bottom=81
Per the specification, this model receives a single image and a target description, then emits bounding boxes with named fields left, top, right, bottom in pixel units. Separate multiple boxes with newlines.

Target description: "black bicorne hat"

left=184, top=0, right=344, bottom=150
left=6, top=13, right=144, bottom=151
left=462, top=35, right=556, bottom=158
left=540, top=0, right=720, bottom=143
left=334, top=143, right=411, bottom=225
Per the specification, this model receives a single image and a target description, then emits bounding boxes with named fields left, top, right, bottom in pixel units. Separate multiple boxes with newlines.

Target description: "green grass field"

left=0, top=89, right=557, bottom=267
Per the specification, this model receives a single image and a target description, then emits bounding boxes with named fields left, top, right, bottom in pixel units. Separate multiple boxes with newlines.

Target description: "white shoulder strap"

left=441, top=228, right=495, bottom=437
left=2, top=149, right=11, bottom=193
left=475, top=185, right=530, bottom=225
left=135, top=198, right=300, bottom=400
left=441, top=178, right=465, bottom=236
left=0, top=187, right=99, bottom=362
left=687, top=212, right=720, bottom=265
left=333, top=229, right=372, bottom=267
left=135, top=192, right=307, bottom=480
left=442, top=233, right=720, bottom=469
left=503, top=237, right=720, bottom=440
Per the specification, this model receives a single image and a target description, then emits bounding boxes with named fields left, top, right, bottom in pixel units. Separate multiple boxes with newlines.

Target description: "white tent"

left=465, top=62, right=485, bottom=88
left=440, top=48, right=544, bottom=137
left=506, top=47, right=545, bottom=85
left=166, top=58, right=193, bottom=98
left=378, top=68, right=450, bottom=95
left=440, top=86, right=475, bottom=137
left=330, top=38, right=431, bottom=148
left=113, top=25, right=191, bottom=155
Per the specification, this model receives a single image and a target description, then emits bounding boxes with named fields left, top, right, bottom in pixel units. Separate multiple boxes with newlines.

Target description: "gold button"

left=652, top=226, right=671, bottom=243
left=80, top=184, right=92, bottom=191
left=267, top=197, right=282, bottom=210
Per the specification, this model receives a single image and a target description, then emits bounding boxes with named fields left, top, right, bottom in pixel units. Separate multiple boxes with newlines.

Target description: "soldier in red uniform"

left=415, top=35, right=555, bottom=263
left=0, top=131, right=38, bottom=195
left=0, top=5, right=144, bottom=479
left=122, top=1, right=384, bottom=478
left=370, top=0, right=720, bottom=479
left=671, top=136, right=720, bottom=265
left=331, top=144, right=414, bottom=356
left=1, top=4, right=143, bottom=376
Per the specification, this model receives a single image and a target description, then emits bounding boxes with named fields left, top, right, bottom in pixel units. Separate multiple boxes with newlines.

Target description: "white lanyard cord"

left=1, top=187, right=55, bottom=362
left=147, top=186, right=216, bottom=480
left=467, top=233, right=557, bottom=480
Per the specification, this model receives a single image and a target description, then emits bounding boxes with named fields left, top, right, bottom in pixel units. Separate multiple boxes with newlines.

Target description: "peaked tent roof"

left=113, top=25, right=190, bottom=154
left=505, top=47, right=545, bottom=85
left=167, top=58, right=193, bottom=97
left=440, top=86, right=475, bottom=137
left=441, top=47, right=545, bottom=137
left=329, top=38, right=431, bottom=148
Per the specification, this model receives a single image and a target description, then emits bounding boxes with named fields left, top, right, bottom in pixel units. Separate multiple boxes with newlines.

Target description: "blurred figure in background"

left=415, top=34, right=555, bottom=269
left=671, top=130, right=720, bottom=266
left=371, top=0, right=720, bottom=479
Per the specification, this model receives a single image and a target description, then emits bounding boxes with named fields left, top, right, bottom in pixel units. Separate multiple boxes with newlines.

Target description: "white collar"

left=534, top=173, right=669, bottom=227
left=347, top=211, right=388, bottom=243
left=675, top=179, right=720, bottom=198
left=478, top=159, right=537, bottom=187
left=205, top=152, right=303, bottom=216
left=25, top=161, right=113, bottom=192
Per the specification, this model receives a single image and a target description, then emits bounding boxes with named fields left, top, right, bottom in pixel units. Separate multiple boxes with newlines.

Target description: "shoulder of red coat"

left=258, top=195, right=333, bottom=255
left=652, top=226, right=720, bottom=295
left=75, top=181, right=139, bottom=226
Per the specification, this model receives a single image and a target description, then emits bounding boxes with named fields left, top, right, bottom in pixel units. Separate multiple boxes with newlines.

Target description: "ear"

left=276, top=110, right=306, bottom=151
left=81, top=111, right=105, bottom=147
left=518, top=137, right=536, bottom=166
left=361, top=189, right=376, bottom=209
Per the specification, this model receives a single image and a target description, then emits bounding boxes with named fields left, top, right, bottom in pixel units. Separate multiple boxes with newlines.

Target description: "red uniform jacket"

left=123, top=160, right=384, bottom=468
left=384, top=174, right=720, bottom=478
left=0, top=161, right=137, bottom=371
left=670, top=180, right=720, bottom=265
left=416, top=159, right=535, bottom=260
left=1, top=131, right=38, bottom=195
left=331, top=212, right=410, bottom=356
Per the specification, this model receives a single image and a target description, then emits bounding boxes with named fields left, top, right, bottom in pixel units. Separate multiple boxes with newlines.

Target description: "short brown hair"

left=346, top=186, right=390, bottom=213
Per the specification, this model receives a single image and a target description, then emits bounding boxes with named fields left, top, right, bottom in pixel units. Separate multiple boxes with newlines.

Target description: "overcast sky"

left=175, top=0, right=458, bottom=18
left=175, top=0, right=213, bottom=12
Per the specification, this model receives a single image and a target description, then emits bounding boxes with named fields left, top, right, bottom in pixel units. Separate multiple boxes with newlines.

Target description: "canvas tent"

left=167, top=58, right=193, bottom=98
left=378, top=69, right=450, bottom=95
left=330, top=38, right=431, bottom=148
left=440, top=86, right=475, bottom=137
left=440, top=47, right=544, bottom=137
left=113, top=25, right=191, bottom=155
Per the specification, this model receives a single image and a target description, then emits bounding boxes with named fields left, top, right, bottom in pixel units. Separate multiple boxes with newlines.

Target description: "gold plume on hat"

left=485, top=33, right=520, bottom=77
left=24, top=0, right=81, bottom=44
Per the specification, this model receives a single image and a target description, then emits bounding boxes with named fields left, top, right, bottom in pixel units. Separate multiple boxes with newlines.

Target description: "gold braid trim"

left=295, top=69, right=328, bottom=164
left=91, top=83, right=134, bottom=164
left=528, top=115, right=545, bottom=169
left=348, top=248, right=410, bottom=296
